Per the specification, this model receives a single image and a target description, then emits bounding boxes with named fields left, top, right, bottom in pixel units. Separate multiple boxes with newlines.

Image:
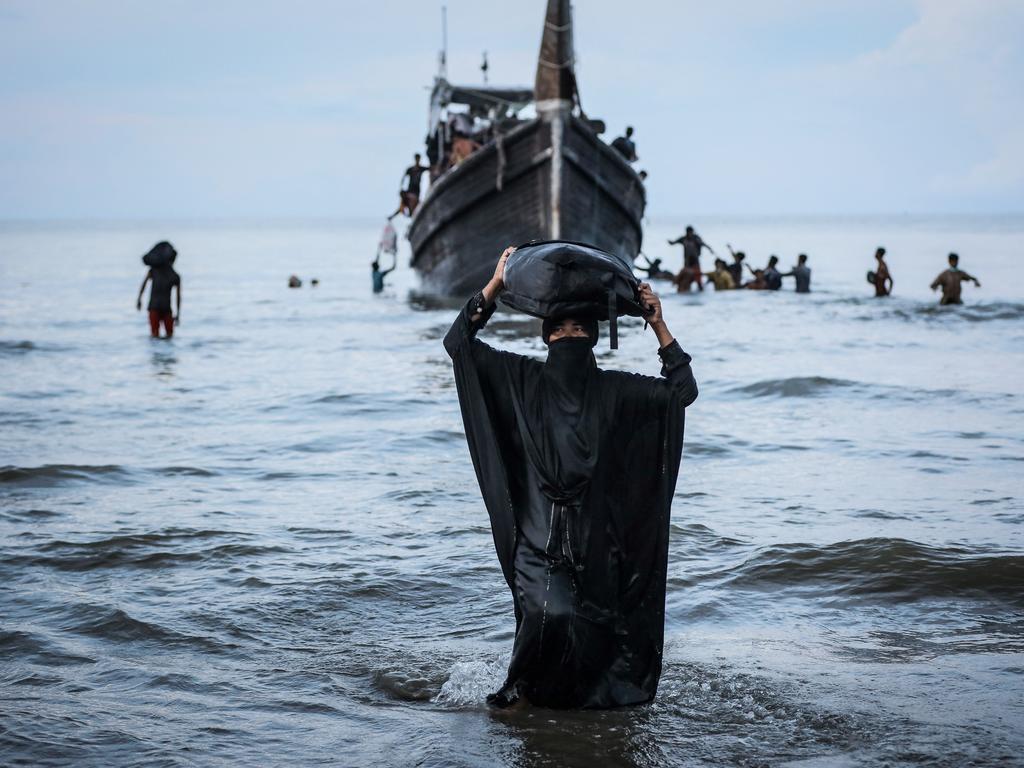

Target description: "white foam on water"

left=433, top=653, right=510, bottom=707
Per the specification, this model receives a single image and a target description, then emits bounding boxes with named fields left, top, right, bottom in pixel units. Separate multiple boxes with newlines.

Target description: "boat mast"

left=534, top=0, right=575, bottom=110
left=534, top=0, right=575, bottom=239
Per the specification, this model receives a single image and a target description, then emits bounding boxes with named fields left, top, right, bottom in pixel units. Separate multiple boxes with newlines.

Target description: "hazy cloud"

left=0, top=0, right=1020, bottom=218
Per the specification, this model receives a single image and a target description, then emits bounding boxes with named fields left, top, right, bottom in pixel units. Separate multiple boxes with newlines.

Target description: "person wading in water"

left=872, top=247, right=893, bottom=297
left=444, top=246, right=698, bottom=709
left=931, top=252, right=981, bottom=305
left=136, top=242, right=181, bottom=338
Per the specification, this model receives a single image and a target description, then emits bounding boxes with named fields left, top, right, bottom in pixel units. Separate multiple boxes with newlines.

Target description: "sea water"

left=1, top=216, right=1022, bottom=766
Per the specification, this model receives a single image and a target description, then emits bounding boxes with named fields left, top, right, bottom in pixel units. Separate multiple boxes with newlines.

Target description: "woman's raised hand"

left=491, top=245, right=516, bottom=289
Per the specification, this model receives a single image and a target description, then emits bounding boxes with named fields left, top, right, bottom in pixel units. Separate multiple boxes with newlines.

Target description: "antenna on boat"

left=481, top=51, right=489, bottom=83
left=438, top=5, right=448, bottom=79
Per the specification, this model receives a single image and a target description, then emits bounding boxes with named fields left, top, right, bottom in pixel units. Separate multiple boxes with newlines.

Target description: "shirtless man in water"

left=873, top=248, right=893, bottom=297
left=931, top=253, right=980, bottom=305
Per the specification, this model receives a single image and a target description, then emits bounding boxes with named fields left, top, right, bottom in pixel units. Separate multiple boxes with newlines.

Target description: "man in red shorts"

left=136, top=245, right=181, bottom=338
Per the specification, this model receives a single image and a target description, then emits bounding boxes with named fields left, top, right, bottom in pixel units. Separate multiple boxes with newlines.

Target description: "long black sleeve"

left=657, top=340, right=699, bottom=407
left=443, top=292, right=497, bottom=359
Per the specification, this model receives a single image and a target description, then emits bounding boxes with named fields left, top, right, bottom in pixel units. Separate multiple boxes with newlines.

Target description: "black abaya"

left=443, top=294, right=697, bottom=708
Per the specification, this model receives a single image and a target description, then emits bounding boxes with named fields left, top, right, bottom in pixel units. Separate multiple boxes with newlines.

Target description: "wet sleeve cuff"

left=658, top=339, right=691, bottom=372
left=468, top=291, right=497, bottom=330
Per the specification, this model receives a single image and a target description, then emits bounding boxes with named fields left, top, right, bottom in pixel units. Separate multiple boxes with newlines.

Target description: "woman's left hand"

left=639, top=282, right=663, bottom=325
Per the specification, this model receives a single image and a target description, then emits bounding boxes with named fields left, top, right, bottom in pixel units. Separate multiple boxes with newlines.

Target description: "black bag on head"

left=142, top=241, right=177, bottom=268
left=500, top=240, right=647, bottom=349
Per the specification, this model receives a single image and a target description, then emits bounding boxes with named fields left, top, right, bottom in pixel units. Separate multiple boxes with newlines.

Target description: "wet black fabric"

left=444, top=294, right=697, bottom=708
left=147, top=266, right=180, bottom=313
left=501, top=241, right=645, bottom=323
left=501, top=241, right=647, bottom=350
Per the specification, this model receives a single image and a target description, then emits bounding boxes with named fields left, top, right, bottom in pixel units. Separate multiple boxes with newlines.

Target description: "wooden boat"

left=407, top=0, right=646, bottom=296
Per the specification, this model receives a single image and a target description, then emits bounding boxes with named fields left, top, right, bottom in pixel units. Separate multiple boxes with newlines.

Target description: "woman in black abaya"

left=444, top=247, right=698, bottom=708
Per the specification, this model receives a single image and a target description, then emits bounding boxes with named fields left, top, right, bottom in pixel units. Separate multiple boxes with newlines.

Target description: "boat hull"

left=408, top=113, right=645, bottom=296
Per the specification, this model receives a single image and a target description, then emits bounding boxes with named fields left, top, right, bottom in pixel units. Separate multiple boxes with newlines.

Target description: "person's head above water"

left=798, top=254, right=808, bottom=264
left=768, top=255, right=779, bottom=267
left=734, top=251, right=745, bottom=261
left=625, top=126, right=634, bottom=138
left=542, top=316, right=599, bottom=348
left=685, top=226, right=694, bottom=235
left=948, top=252, right=959, bottom=266
left=414, top=153, right=421, bottom=162
left=875, top=247, right=886, bottom=260
left=371, top=260, right=380, bottom=270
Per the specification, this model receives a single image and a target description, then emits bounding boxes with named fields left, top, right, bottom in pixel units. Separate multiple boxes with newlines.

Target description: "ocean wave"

left=0, top=629, right=95, bottom=666
left=730, top=376, right=858, bottom=398
left=728, top=376, right=1015, bottom=405
left=64, top=604, right=222, bottom=650
left=16, top=537, right=288, bottom=572
left=0, top=464, right=130, bottom=486
left=0, top=340, right=37, bottom=354
left=155, top=466, right=219, bottom=477
left=716, top=538, right=1024, bottom=603
left=838, top=299, right=1024, bottom=324
left=2, top=529, right=288, bottom=572
left=903, top=302, right=1024, bottom=323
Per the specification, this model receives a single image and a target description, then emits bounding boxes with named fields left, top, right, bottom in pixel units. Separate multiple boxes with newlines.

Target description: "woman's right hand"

left=491, top=245, right=516, bottom=289
left=489, top=246, right=516, bottom=294
left=482, top=246, right=515, bottom=305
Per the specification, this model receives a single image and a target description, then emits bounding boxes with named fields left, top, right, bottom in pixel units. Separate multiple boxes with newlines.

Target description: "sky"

left=0, top=0, right=1022, bottom=219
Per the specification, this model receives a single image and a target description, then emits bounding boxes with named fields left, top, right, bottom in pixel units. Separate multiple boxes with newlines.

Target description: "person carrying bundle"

left=136, top=241, right=181, bottom=338
left=443, top=241, right=698, bottom=709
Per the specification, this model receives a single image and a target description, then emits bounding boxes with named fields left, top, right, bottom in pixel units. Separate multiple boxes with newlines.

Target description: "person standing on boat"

left=390, top=154, right=429, bottom=218
left=611, top=126, right=638, bottom=162
left=444, top=247, right=698, bottom=709
left=931, top=253, right=980, bottom=305
left=668, top=226, right=714, bottom=291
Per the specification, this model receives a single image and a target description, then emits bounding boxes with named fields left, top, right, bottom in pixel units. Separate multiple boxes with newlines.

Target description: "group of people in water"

left=637, top=226, right=981, bottom=304
left=635, top=226, right=812, bottom=294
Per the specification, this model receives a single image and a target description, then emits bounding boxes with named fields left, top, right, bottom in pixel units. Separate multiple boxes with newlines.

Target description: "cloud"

left=0, top=0, right=1021, bottom=217
left=846, top=0, right=1024, bottom=201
